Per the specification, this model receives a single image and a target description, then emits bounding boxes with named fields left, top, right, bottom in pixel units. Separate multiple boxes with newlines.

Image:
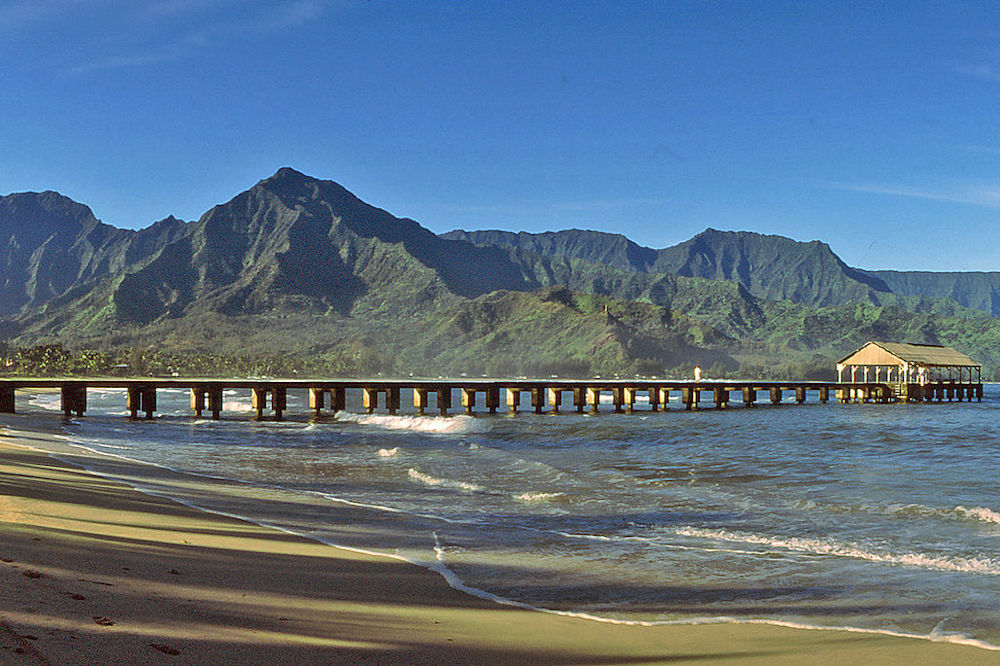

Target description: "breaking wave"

left=676, top=527, right=1000, bottom=575
left=408, top=468, right=482, bottom=492
left=337, top=412, right=488, bottom=434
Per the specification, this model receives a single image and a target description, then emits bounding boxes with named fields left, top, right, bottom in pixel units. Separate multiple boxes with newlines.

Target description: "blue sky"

left=2, top=1, right=1000, bottom=270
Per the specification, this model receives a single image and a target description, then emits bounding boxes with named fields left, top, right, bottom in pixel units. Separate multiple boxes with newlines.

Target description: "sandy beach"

left=0, top=425, right=996, bottom=665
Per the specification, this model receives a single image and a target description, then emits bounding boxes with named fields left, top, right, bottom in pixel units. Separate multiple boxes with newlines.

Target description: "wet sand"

left=0, top=425, right=996, bottom=664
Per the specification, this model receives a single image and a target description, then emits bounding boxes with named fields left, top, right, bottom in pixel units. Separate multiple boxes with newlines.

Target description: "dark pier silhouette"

left=0, top=377, right=983, bottom=421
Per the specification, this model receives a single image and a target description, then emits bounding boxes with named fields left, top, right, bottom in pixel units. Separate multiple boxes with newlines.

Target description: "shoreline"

left=0, top=423, right=998, bottom=663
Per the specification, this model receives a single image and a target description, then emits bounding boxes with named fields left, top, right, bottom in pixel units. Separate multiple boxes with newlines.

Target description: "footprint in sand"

left=92, top=616, right=114, bottom=626
left=21, top=570, right=44, bottom=579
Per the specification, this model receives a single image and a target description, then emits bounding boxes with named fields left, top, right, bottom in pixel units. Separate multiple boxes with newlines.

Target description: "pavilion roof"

left=838, top=341, right=981, bottom=368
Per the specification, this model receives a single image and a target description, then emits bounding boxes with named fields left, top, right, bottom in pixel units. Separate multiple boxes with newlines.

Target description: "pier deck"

left=0, top=378, right=983, bottom=420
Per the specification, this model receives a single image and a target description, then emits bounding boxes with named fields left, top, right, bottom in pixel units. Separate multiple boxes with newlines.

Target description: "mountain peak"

left=270, top=166, right=309, bottom=180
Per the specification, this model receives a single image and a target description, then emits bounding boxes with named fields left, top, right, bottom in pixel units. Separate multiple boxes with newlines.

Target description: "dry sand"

left=0, top=425, right=996, bottom=665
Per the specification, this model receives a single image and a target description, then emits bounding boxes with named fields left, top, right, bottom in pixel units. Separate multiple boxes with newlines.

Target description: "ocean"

left=16, top=385, right=1000, bottom=650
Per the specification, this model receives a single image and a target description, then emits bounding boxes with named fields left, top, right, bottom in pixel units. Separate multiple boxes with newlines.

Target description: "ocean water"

left=15, top=386, right=1000, bottom=649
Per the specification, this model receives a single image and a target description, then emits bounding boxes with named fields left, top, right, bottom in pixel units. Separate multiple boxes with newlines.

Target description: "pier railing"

left=0, top=378, right=984, bottom=420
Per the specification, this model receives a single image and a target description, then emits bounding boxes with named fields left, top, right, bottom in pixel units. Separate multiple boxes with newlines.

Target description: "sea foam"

left=676, top=526, right=1000, bottom=575
left=408, top=468, right=482, bottom=492
left=337, top=412, right=488, bottom=434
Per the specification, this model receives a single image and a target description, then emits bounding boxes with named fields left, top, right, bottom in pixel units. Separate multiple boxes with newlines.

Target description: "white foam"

left=515, top=491, right=565, bottom=502
left=956, top=505, right=1000, bottom=525
left=885, top=503, right=1000, bottom=527
left=408, top=468, right=482, bottom=492
left=377, top=447, right=399, bottom=458
left=337, top=412, right=487, bottom=434
left=676, top=527, right=1000, bottom=575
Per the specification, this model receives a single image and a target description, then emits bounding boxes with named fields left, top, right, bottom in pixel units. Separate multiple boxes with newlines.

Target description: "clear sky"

left=2, top=1, right=1000, bottom=271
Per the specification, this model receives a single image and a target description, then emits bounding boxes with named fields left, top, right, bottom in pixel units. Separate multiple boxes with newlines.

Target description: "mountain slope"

left=870, top=270, right=1000, bottom=316
left=0, top=191, right=188, bottom=316
left=447, top=227, right=897, bottom=308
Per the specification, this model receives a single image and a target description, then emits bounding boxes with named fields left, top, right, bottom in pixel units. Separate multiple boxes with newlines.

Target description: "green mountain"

left=4, top=168, right=1000, bottom=379
left=869, top=270, right=1000, bottom=316
left=0, top=191, right=187, bottom=316
left=445, top=228, right=894, bottom=308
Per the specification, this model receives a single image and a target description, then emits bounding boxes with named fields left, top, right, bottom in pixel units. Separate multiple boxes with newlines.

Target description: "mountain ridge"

left=4, top=168, right=1000, bottom=377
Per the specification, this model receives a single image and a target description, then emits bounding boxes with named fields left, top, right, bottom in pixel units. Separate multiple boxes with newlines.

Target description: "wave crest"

left=408, top=468, right=482, bottom=492
left=676, top=527, right=1000, bottom=575
left=338, top=413, right=488, bottom=434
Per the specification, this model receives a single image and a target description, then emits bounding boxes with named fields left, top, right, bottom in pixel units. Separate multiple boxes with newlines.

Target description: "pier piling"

left=363, top=388, right=379, bottom=414
left=436, top=388, right=451, bottom=416
left=309, top=388, right=326, bottom=414
left=0, top=377, right=979, bottom=422
left=413, top=388, right=429, bottom=416
left=60, top=384, right=86, bottom=417
left=462, top=388, right=477, bottom=415
left=547, top=388, right=562, bottom=413
left=0, top=386, right=14, bottom=414
left=587, top=387, right=601, bottom=413
left=506, top=388, right=521, bottom=414
left=531, top=387, right=545, bottom=414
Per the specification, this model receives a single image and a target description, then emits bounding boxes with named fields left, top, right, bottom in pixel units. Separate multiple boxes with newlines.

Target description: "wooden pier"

left=0, top=377, right=983, bottom=421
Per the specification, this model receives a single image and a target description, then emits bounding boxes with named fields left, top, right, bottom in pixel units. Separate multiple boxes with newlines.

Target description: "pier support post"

left=363, top=387, right=379, bottom=414
left=309, top=388, right=326, bottom=414
left=272, top=387, right=286, bottom=421
left=252, top=387, right=268, bottom=420
left=647, top=388, right=660, bottom=412
left=742, top=387, right=755, bottom=407
left=0, top=386, right=14, bottom=414
left=437, top=388, right=452, bottom=416
left=530, top=387, right=545, bottom=414
left=612, top=387, right=624, bottom=413
left=386, top=387, right=400, bottom=415
left=947, top=385, right=955, bottom=402
left=573, top=387, right=587, bottom=413
left=141, top=386, right=157, bottom=420
left=462, top=388, right=477, bottom=415
left=819, top=386, right=829, bottom=403
left=795, top=386, right=806, bottom=404
left=128, top=386, right=156, bottom=419
left=330, top=388, right=346, bottom=412
left=713, top=387, right=728, bottom=409
left=658, top=388, right=670, bottom=410
left=413, top=388, right=429, bottom=416
left=770, top=387, right=782, bottom=405
left=485, top=387, right=500, bottom=415
left=681, top=387, right=697, bottom=410
left=977, top=385, right=984, bottom=402
left=208, top=385, right=223, bottom=419
left=547, top=388, right=562, bottom=413
left=623, top=387, right=638, bottom=413
left=127, top=386, right=142, bottom=419
left=60, top=384, right=87, bottom=417
left=190, top=388, right=207, bottom=417
left=586, top=387, right=601, bottom=413
left=506, top=388, right=521, bottom=414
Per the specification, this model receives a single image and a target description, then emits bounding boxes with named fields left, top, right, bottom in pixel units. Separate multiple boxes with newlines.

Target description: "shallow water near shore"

left=14, top=386, right=1000, bottom=648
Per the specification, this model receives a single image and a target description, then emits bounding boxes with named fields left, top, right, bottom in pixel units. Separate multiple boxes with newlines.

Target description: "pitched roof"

left=839, top=341, right=981, bottom=367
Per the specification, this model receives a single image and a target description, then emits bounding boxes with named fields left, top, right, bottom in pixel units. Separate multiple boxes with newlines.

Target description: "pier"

left=0, top=377, right=983, bottom=420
